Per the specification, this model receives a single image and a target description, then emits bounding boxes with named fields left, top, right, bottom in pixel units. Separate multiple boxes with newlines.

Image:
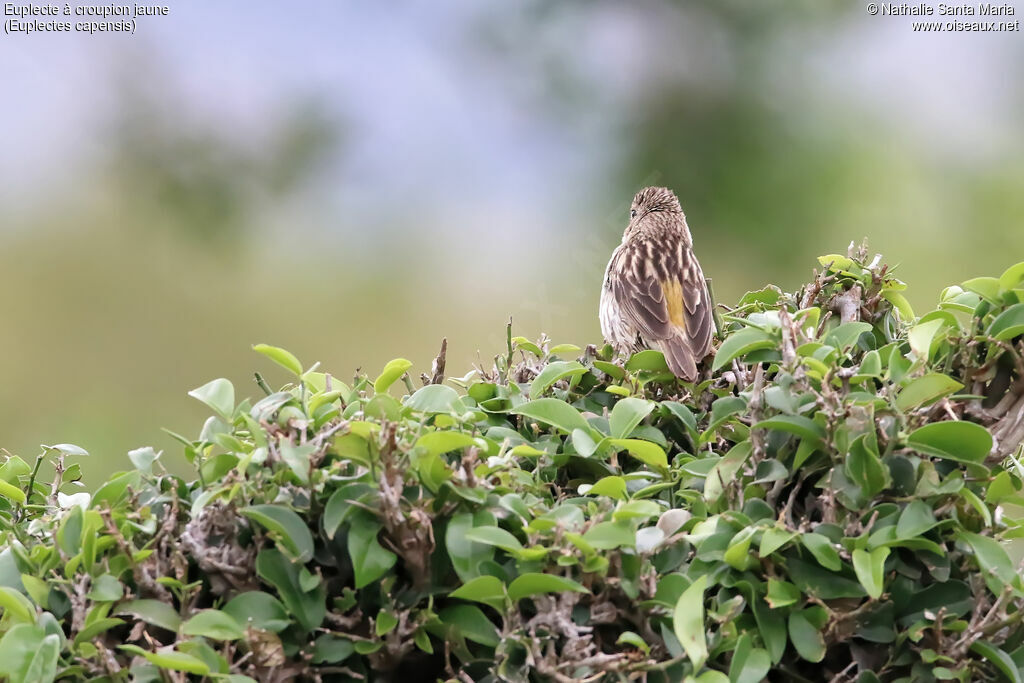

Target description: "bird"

left=599, top=186, right=714, bottom=381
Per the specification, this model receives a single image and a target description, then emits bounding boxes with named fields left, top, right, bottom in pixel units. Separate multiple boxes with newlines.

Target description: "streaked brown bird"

left=600, top=187, right=713, bottom=381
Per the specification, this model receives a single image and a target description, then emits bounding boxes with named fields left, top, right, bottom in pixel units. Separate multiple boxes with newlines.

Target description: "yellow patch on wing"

left=662, top=279, right=686, bottom=331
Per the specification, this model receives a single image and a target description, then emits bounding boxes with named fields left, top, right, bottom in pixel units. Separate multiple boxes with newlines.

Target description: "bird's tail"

left=653, top=335, right=699, bottom=382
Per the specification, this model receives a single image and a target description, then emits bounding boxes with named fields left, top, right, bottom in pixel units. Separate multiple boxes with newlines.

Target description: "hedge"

left=2, top=246, right=1024, bottom=682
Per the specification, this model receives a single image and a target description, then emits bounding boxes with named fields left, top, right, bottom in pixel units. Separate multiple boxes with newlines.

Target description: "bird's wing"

left=600, top=250, right=635, bottom=347
left=610, top=236, right=713, bottom=377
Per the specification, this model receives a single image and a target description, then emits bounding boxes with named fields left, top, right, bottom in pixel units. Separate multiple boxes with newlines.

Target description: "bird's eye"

left=630, top=209, right=637, bottom=219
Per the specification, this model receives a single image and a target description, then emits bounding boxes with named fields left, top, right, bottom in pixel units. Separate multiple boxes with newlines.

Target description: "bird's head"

left=624, top=186, right=686, bottom=241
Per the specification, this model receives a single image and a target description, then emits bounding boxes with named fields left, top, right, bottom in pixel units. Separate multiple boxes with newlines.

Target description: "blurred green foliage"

left=2, top=1, right=1024, bottom=487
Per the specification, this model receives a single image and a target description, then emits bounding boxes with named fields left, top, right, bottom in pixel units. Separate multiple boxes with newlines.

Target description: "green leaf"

left=182, top=609, right=245, bottom=641
left=846, top=434, right=889, bottom=498
left=20, top=575, right=49, bottom=606
left=86, top=574, right=124, bottom=602
left=242, top=504, right=314, bottom=563
left=609, top=397, right=656, bottom=439
left=572, top=428, right=599, bottom=457
left=987, top=471, right=1016, bottom=505
left=712, top=327, right=776, bottom=371
left=509, top=443, right=547, bottom=458
left=583, top=520, right=636, bottom=550
left=309, top=388, right=348, bottom=415
left=801, top=533, right=841, bottom=571
left=988, top=303, right=1024, bottom=341
left=188, top=378, right=235, bottom=419
left=740, top=285, right=784, bottom=305
left=625, top=349, right=670, bottom=372
left=856, top=349, right=882, bottom=379
left=852, top=547, right=888, bottom=599
left=405, top=384, right=466, bottom=413
left=673, top=574, right=708, bottom=670
left=960, top=532, right=1018, bottom=593
left=787, top=557, right=866, bottom=599
left=907, top=319, right=946, bottom=360
left=511, top=398, right=591, bottom=435
left=0, top=479, right=26, bottom=505
left=347, top=514, right=397, bottom=589
left=963, top=276, right=1001, bottom=302
left=788, top=610, right=826, bottom=662
left=73, top=618, right=124, bottom=649
left=118, top=599, right=182, bottom=632
left=584, top=476, right=628, bottom=500
left=760, top=526, right=797, bottom=557
left=0, top=625, right=57, bottom=683
left=883, top=290, right=915, bottom=320
left=613, top=499, right=661, bottom=521
left=445, top=512, right=496, bottom=582
left=999, top=262, right=1024, bottom=290
left=528, top=361, right=587, bottom=399
left=906, top=421, right=992, bottom=464
left=507, top=573, right=587, bottom=601
left=416, top=430, right=478, bottom=456
left=764, top=579, right=801, bottom=609
left=311, top=635, right=355, bottom=664
left=438, top=604, right=500, bottom=647
left=117, top=645, right=210, bottom=675
left=818, top=253, right=857, bottom=273
left=255, top=549, right=326, bottom=633
left=693, top=671, right=730, bottom=683
left=252, top=344, right=303, bottom=375
left=616, top=631, right=650, bottom=654
left=92, top=471, right=139, bottom=507
left=549, top=343, right=582, bottom=355
left=23, top=633, right=60, bottom=683
left=728, top=633, right=772, bottom=683
left=322, top=483, right=374, bottom=539
left=222, top=592, right=291, bottom=633
left=277, top=439, right=315, bottom=486
left=899, top=580, right=972, bottom=625
left=450, top=576, right=507, bottom=612
left=127, top=446, right=159, bottom=473
left=704, top=442, right=752, bottom=502
left=419, top=453, right=452, bottom=494
left=43, top=443, right=89, bottom=457
left=940, top=286, right=981, bottom=313
left=374, top=358, right=413, bottom=393
left=895, top=373, right=963, bottom=411
left=0, top=456, right=31, bottom=483
left=962, top=488, right=992, bottom=527
left=754, top=415, right=826, bottom=448
left=896, top=500, right=938, bottom=539
left=703, top=396, right=748, bottom=438
left=375, top=609, right=398, bottom=636
left=969, top=641, right=1022, bottom=683
left=608, top=438, right=668, bottom=470
left=751, top=595, right=787, bottom=664
left=414, top=628, right=433, bottom=654
left=593, top=360, right=625, bottom=380
left=512, top=336, right=543, bottom=356
left=724, top=527, right=756, bottom=570
left=663, top=401, right=699, bottom=439
left=824, top=321, right=873, bottom=349
left=463, top=527, right=524, bottom=554
left=0, top=586, right=35, bottom=624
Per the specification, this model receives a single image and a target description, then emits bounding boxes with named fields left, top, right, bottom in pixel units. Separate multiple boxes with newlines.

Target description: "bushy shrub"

left=2, top=248, right=1024, bottom=683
